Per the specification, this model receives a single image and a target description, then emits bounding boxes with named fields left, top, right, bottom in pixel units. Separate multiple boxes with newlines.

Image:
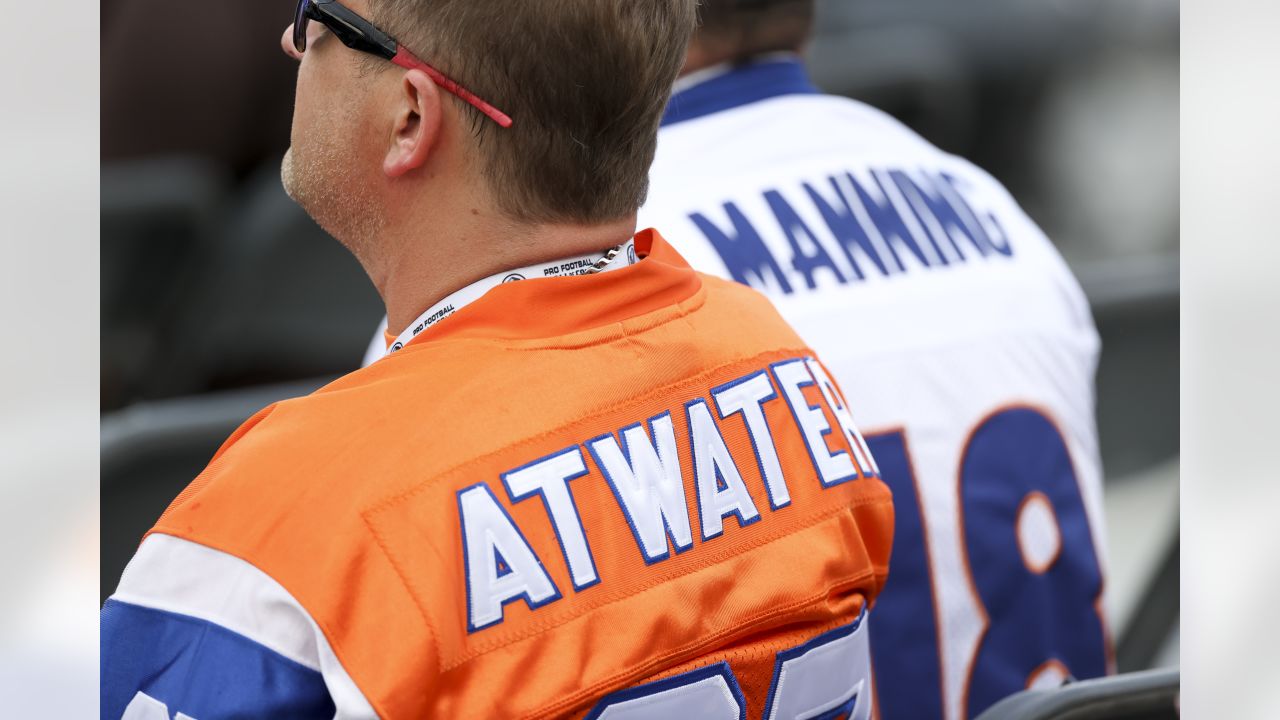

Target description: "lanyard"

left=385, top=238, right=637, bottom=355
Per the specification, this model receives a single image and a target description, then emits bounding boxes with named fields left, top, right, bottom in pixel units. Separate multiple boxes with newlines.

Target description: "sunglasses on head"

left=292, top=0, right=512, bottom=128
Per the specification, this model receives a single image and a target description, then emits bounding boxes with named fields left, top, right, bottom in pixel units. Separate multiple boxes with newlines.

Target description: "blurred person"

left=641, top=1, right=1112, bottom=718
left=99, top=0, right=894, bottom=718
left=359, top=3, right=1114, bottom=718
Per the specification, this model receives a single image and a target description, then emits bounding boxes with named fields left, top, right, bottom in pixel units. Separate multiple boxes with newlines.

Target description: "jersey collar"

left=660, top=55, right=820, bottom=128
left=382, top=239, right=636, bottom=356
left=388, top=230, right=703, bottom=348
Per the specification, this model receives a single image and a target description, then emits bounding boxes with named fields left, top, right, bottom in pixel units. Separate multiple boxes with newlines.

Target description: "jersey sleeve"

left=101, top=534, right=379, bottom=720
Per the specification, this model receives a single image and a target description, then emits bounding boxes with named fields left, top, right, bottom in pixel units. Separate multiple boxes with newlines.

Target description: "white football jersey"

left=639, top=57, right=1110, bottom=720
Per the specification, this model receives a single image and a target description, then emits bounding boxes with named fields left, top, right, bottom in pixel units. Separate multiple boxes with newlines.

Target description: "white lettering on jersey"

left=587, top=611, right=873, bottom=720
left=121, top=691, right=197, bottom=720
left=763, top=615, right=873, bottom=720
left=771, top=359, right=859, bottom=487
left=501, top=447, right=600, bottom=590
left=685, top=399, right=761, bottom=540
left=806, top=359, right=879, bottom=477
left=712, top=370, right=792, bottom=509
left=587, top=412, right=694, bottom=563
left=590, top=667, right=743, bottom=720
left=459, top=483, right=560, bottom=631
left=461, top=360, right=879, bottom=633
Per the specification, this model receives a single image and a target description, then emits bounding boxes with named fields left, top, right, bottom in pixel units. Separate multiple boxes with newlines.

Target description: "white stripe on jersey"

left=110, top=534, right=379, bottom=719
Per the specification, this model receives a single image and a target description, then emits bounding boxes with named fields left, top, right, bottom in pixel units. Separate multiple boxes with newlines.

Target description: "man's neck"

left=370, top=208, right=638, bottom=335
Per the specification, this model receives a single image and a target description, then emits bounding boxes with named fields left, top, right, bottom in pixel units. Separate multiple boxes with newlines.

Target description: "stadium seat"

left=1081, top=253, right=1180, bottom=478
left=100, top=376, right=333, bottom=602
left=143, top=162, right=385, bottom=398
left=101, top=156, right=230, bottom=409
left=807, top=0, right=1103, bottom=181
left=1079, top=254, right=1179, bottom=673
left=974, top=668, right=1179, bottom=720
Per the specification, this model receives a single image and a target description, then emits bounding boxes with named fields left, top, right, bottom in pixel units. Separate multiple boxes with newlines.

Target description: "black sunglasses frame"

left=291, top=0, right=513, bottom=127
left=293, top=0, right=395, bottom=60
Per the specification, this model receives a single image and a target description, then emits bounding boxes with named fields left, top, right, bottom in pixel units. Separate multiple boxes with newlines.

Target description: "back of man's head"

left=693, top=0, right=815, bottom=67
left=371, top=0, right=697, bottom=225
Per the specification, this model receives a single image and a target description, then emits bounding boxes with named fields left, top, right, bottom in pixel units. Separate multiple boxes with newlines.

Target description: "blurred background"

left=98, top=0, right=1179, bottom=688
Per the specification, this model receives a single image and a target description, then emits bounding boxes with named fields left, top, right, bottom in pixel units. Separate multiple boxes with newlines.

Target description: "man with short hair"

left=100, top=1, right=894, bottom=718
left=639, top=1, right=1112, bottom=718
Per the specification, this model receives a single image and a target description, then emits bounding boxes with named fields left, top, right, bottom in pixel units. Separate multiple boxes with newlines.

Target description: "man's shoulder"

left=643, top=88, right=1087, bottom=329
left=147, top=377, right=405, bottom=536
left=644, top=89, right=1026, bottom=247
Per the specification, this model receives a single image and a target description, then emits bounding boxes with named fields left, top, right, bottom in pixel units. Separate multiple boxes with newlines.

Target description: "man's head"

left=687, top=0, right=815, bottom=72
left=281, top=0, right=696, bottom=256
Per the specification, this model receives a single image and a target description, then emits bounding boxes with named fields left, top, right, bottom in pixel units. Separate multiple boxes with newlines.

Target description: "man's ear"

left=384, top=69, right=444, bottom=178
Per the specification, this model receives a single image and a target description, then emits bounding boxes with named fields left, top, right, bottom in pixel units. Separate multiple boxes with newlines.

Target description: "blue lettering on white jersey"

left=764, top=189, right=846, bottom=289
left=850, top=169, right=940, bottom=270
left=690, top=166, right=1019, bottom=297
left=691, top=203, right=795, bottom=295
left=803, top=177, right=892, bottom=280
left=889, top=169, right=991, bottom=261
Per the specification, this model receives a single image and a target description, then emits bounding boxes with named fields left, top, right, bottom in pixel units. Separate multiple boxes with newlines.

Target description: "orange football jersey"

left=103, top=230, right=893, bottom=719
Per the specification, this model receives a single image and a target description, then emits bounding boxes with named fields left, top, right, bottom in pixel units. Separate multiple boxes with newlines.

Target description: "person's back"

left=105, top=232, right=891, bottom=717
left=100, top=1, right=893, bottom=717
left=639, top=5, right=1110, bottom=718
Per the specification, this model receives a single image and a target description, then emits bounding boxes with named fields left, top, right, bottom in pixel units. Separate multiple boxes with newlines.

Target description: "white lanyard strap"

left=386, top=238, right=637, bottom=355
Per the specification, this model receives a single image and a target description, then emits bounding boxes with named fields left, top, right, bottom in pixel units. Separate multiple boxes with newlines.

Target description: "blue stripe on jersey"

left=661, top=58, right=820, bottom=127
left=100, top=599, right=335, bottom=720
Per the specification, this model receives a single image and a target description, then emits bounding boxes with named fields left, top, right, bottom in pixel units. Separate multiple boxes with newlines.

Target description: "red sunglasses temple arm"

left=391, top=47, right=513, bottom=128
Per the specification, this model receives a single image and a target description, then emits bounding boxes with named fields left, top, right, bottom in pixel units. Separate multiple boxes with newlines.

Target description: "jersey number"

left=121, top=691, right=197, bottom=720
left=585, top=611, right=871, bottom=720
left=866, top=406, right=1108, bottom=719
